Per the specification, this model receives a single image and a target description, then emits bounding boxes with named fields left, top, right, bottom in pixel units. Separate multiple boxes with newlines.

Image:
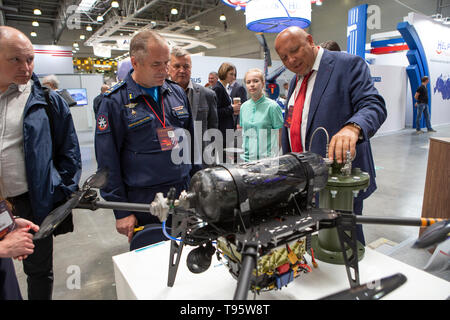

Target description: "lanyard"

left=143, top=95, right=165, bottom=128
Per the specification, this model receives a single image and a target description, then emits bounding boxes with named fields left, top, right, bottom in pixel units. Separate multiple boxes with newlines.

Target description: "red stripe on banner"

left=35, top=50, right=73, bottom=54
left=370, top=44, right=409, bottom=54
left=51, top=55, right=73, bottom=57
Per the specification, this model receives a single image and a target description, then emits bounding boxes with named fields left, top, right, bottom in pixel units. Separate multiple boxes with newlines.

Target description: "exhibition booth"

left=18, top=0, right=449, bottom=302
left=34, top=12, right=448, bottom=137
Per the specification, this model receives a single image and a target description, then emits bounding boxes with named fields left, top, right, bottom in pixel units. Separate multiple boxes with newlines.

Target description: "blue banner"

left=347, top=4, right=368, bottom=59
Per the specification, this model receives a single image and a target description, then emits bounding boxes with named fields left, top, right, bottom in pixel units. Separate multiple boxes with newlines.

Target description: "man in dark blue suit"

left=275, top=27, right=387, bottom=245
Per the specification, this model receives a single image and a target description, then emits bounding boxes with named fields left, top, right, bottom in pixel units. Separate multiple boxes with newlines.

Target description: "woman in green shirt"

left=239, top=68, right=284, bottom=162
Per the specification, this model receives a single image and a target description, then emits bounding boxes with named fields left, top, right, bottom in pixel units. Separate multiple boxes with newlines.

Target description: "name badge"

left=157, top=126, right=179, bottom=151
left=0, top=200, right=15, bottom=239
left=284, top=105, right=294, bottom=128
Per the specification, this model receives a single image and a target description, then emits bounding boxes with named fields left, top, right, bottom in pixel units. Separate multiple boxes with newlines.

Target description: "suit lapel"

left=306, top=50, right=335, bottom=137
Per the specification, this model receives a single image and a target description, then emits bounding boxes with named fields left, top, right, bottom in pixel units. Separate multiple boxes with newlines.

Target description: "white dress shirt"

left=0, top=80, right=32, bottom=197
left=287, top=46, right=324, bottom=150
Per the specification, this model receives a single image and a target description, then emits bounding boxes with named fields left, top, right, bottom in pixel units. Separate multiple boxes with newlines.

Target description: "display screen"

left=67, top=88, right=88, bottom=106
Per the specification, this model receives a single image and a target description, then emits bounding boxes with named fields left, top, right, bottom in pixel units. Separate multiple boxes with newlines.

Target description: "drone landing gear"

left=233, top=242, right=258, bottom=300
left=336, top=214, right=361, bottom=288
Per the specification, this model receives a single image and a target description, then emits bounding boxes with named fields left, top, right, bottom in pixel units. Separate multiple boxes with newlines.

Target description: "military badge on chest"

left=172, top=105, right=188, bottom=117
left=124, top=102, right=138, bottom=116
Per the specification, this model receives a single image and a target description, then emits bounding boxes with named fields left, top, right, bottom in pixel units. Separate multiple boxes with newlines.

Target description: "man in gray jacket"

left=169, top=47, right=218, bottom=164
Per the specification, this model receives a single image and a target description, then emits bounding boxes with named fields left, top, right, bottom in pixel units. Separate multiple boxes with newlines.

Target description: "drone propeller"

left=33, top=169, right=108, bottom=240
left=82, top=168, right=109, bottom=190
left=320, top=273, right=407, bottom=300
left=413, top=220, right=450, bottom=249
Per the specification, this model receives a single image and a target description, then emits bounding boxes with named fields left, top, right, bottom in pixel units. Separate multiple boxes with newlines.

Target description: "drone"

left=34, top=152, right=448, bottom=300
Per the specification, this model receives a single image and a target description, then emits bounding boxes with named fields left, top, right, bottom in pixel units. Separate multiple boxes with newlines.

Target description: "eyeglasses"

left=171, top=64, right=191, bottom=70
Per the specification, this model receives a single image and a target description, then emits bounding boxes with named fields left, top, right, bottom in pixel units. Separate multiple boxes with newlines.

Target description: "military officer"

left=95, top=30, right=200, bottom=242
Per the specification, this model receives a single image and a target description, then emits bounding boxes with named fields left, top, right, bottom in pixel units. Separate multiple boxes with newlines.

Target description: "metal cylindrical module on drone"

left=185, top=152, right=329, bottom=223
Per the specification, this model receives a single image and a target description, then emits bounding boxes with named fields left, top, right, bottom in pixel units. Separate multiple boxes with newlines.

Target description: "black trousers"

left=7, top=192, right=53, bottom=300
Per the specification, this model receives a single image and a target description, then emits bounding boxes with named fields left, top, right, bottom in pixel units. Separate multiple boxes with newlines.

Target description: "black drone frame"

left=34, top=170, right=447, bottom=300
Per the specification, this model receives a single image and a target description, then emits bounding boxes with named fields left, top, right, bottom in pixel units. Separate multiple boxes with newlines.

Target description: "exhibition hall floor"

left=13, top=124, right=450, bottom=300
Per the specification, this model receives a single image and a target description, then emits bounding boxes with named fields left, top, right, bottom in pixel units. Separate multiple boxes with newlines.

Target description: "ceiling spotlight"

left=219, top=14, right=226, bottom=22
left=80, top=34, right=86, bottom=40
left=97, top=15, right=104, bottom=22
left=111, top=1, right=119, bottom=8
left=30, top=32, right=37, bottom=37
left=432, top=13, right=443, bottom=21
left=194, top=25, right=200, bottom=31
left=315, top=0, right=323, bottom=5
left=33, top=9, right=42, bottom=15
left=32, top=21, right=39, bottom=27
left=235, top=5, right=241, bottom=11
left=171, top=8, right=178, bottom=15
left=86, top=25, right=93, bottom=31
left=73, top=42, right=79, bottom=47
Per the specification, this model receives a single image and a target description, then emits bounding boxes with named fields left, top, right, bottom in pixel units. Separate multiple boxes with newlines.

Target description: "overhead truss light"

left=97, top=15, right=104, bottom=22
left=86, top=25, right=93, bottom=31
left=78, top=0, right=97, bottom=12
left=219, top=14, right=226, bottom=21
left=171, top=8, right=178, bottom=15
left=33, top=9, right=42, bottom=15
left=30, top=31, right=37, bottom=37
left=111, top=1, right=119, bottom=8
left=32, top=21, right=39, bottom=27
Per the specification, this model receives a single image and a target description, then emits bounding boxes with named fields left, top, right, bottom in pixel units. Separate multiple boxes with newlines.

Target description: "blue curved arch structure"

left=397, top=21, right=431, bottom=129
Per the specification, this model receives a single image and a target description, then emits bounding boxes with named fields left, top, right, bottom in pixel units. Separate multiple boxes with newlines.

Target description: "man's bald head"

left=275, top=27, right=318, bottom=76
left=0, top=26, right=33, bottom=51
left=0, top=26, right=35, bottom=92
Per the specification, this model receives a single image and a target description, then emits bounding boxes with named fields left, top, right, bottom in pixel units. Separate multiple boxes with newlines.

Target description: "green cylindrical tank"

left=311, top=161, right=369, bottom=264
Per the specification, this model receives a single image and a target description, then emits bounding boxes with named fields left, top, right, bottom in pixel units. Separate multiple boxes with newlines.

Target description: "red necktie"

left=290, top=70, right=314, bottom=153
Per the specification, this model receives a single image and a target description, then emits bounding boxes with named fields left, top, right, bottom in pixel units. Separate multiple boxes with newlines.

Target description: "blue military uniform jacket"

left=95, top=70, right=199, bottom=220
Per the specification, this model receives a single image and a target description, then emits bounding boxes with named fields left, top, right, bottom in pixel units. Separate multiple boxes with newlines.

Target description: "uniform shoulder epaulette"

left=104, top=81, right=125, bottom=96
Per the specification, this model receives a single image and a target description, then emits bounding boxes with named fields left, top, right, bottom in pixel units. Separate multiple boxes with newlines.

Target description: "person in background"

left=212, top=63, right=236, bottom=159
left=93, top=84, right=110, bottom=117
left=205, top=71, right=218, bottom=88
left=0, top=26, right=82, bottom=300
left=414, top=76, right=436, bottom=134
left=239, top=68, right=284, bottom=162
left=227, top=66, right=247, bottom=127
left=275, top=27, right=386, bottom=245
left=168, top=47, right=218, bottom=165
left=41, top=74, right=77, bottom=107
left=319, top=40, right=342, bottom=52
left=116, top=58, right=132, bottom=82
